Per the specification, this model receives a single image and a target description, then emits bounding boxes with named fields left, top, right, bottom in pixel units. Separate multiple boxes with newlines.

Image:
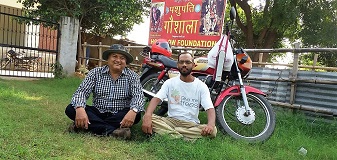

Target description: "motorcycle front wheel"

left=215, top=93, right=276, bottom=142
left=0, top=59, right=9, bottom=69
left=141, top=72, right=169, bottom=116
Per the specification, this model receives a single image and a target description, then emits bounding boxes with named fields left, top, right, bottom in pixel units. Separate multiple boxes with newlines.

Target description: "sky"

left=126, top=16, right=150, bottom=45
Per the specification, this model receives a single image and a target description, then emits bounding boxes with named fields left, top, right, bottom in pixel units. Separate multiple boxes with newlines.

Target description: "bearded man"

left=142, top=52, right=217, bottom=139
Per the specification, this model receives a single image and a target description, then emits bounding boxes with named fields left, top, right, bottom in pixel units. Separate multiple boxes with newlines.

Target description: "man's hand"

left=141, top=114, right=153, bottom=134
left=120, top=110, right=137, bottom=128
left=141, top=97, right=161, bottom=134
left=201, top=124, right=215, bottom=136
left=202, top=108, right=216, bottom=136
left=75, top=107, right=90, bottom=129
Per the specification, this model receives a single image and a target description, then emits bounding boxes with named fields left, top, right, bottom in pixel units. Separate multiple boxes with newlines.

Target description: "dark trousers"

left=65, top=104, right=141, bottom=135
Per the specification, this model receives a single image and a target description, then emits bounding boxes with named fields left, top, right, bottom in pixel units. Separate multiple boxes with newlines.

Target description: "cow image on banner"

left=150, top=2, right=165, bottom=32
left=199, top=0, right=224, bottom=36
left=148, top=0, right=227, bottom=48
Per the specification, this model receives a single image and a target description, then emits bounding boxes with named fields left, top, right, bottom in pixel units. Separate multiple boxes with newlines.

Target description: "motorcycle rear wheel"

left=141, top=72, right=168, bottom=116
left=215, top=93, right=276, bottom=142
left=29, top=61, right=39, bottom=71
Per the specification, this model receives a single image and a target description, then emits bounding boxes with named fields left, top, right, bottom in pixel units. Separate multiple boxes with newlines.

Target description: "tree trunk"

left=77, top=17, right=84, bottom=69
left=230, top=0, right=282, bottom=66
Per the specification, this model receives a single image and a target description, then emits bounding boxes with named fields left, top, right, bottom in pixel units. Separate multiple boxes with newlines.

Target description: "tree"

left=18, top=0, right=151, bottom=37
left=228, top=0, right=301, bottom=62
left=298, top=0, right=337, bottom=67
left=227, top=0, right=337, bottom=65
left=300, top=52, right=337, bottom=68
left=18, top=0, right=151, bottom=68
left=299, top=0, right=337, bottom=48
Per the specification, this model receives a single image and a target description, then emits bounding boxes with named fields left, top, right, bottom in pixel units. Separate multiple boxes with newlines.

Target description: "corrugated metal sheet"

left=246, top=67, right=291, bottom=103
left=296, top=71, right=337, bottom=109
left=243, top=67, right=337, bottom=110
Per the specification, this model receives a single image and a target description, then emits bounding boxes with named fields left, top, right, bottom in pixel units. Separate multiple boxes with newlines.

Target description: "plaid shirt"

left=71, top=65, right=144, bottom=114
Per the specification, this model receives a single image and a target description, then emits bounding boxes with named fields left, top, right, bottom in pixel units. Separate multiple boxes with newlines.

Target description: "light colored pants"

left=151, top=114, right=217, bottom=139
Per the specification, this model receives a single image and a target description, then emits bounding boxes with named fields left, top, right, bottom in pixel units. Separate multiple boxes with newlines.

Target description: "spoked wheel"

left=28, top=59, right=41, bottom=71
left=0, top=59, right=9, bottom=69
left=28, top=62, right=38, bottom=71
left=216, top=93, right=276, bottom=142
left=141, top=73, right=169, bottom=116
left=141, top=73, right=168, bottom=93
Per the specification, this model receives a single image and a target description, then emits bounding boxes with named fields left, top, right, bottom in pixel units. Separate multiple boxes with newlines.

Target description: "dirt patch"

left=0, top=76, right=40, bottom=81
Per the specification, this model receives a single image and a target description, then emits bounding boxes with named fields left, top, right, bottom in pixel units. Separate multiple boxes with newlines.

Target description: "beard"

left=179, top=67, right=192, bottom=77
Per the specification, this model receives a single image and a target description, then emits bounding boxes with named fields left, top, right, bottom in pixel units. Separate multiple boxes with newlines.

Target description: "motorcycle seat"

left=154, top=55, right=177, bottom=68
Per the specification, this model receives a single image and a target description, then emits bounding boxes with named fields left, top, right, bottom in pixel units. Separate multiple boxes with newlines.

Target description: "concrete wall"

left=59, top=16, right=79, bottom=75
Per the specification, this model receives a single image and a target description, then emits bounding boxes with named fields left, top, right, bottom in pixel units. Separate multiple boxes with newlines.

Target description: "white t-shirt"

left=155, top=76, right=214, bottom=124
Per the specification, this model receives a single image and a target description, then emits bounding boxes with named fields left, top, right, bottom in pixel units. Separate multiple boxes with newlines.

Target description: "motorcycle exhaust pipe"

left=142, top=89, right=168, bottom=103
left=142, top=89, right=156, bottom=98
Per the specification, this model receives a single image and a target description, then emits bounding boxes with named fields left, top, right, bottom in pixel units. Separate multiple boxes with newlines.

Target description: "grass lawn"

left=0, top=77, right=336, bottom=160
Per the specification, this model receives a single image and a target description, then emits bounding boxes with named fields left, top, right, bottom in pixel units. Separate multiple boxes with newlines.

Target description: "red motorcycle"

left=140, top=7, right=275, bottom=142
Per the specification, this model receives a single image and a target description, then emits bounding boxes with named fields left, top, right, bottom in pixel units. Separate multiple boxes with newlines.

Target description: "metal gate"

left=0, top=5, right=59, bottom=78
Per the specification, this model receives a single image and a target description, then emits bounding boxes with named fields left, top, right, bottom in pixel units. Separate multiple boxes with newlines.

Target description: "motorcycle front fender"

left=214, top=85, right=266, bottom=107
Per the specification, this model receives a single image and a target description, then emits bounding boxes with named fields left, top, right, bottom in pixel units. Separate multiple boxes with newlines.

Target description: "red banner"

left=148, top=0, right=227, bottom=48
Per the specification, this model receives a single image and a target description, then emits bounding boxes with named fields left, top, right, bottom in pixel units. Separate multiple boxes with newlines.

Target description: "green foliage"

left=229, top=0, right=301, bottom=49
left=300, top=52, right=337, bottom=68
left=77, top=65, right=89, bottom=75
left=17, top=0, right=151, bottom=37
left=298, top=0, right=337, bottom=71
left=51, top=62, right=66, bottom=79
left=299, top=0, right=337, bottom=48
left=0, top=78, right=336, bottom=159
left=230, top=0, right=337, bottom=48
left=228, top=0, right=337, bottom=64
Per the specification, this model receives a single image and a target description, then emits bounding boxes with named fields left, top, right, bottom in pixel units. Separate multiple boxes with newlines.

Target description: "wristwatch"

left=131, top=107, right=139, bottom=113
left=75, top=106, right=83, bottom=109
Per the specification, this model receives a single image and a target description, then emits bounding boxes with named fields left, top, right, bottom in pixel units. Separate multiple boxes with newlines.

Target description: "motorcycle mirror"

left=143, top=46, right=151, bottom=52
left=230, top=7, right=236, bottom=21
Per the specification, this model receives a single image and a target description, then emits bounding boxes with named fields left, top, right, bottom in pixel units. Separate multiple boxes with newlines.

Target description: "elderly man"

left=65, top=44, right=144, bottom=140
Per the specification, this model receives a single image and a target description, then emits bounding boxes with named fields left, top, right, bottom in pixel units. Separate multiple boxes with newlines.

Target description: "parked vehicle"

left=139, top=7, right=276, bottom=142
left=0, top=49, right=42, bottom=71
